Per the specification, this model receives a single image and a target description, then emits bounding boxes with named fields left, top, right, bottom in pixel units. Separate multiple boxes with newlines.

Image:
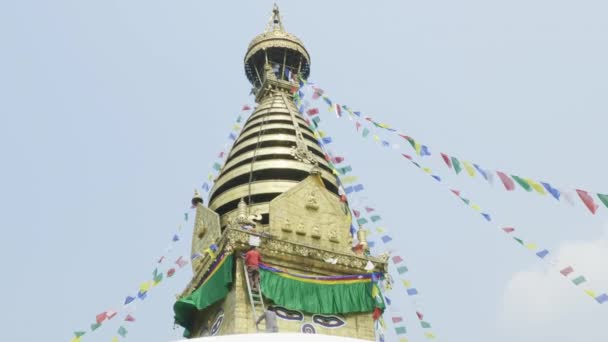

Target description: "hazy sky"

left=1, top=1, right=607, bottom=341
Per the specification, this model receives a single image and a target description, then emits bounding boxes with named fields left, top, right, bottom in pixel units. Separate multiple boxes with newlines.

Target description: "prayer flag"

left=242, top=105, right=251, bottom=111
left=424, top=332, right=436, bottom=339
left=340, top=166, right=353, bottom=174
left=572, top=276, right=586, bottom=285
left=354, top=184, right=364, bottom=192
left=202, top=183, right=210, bottom=192
left=381, top=235, right=392, bottom=243
left=562, top=190, right=576, bottom=206
left=167, top=268, right=176, bottom=277
left=354, top=111, right=361, bottom=117
left=471, top=204, right=481, bottom=211
left=125, top=314, right=136, bottom=322
left=525, top=243, right=537, bottom=250
left=176, top=256, right=188, bottom=268
left=236, top=115, right=242, bottom=123
left=392, top=317, right=403, bottom=323
left=502, top=227, right=515, bottom=233
left=140, top=281, right=150, bottom=293
left=213, top=163, right=221, bottom=171
left=371, top=215, right=382, bottom=222
left=395, top=327, right=407, bottom=335
left=597, top=193, right=608, bottom=208
left=74, top=331, right=85, bottom=338
left=184, top=213, right=189, bottom=221
left=402, top=280, right=411, bottom=288
left=90, top=323, right=101, bottom=331
left=344, top=186, right=354, bottom=194
left=450, top=189, right=461, bottom=196
left=350, top=224, right=357, bottom=235
left=106, top=310, right=117, bottom=319
left=536, top=249, right=549, bottom=258
left=333, top=156, right=345, bottom=164
left=526, top=178, right=546, bottom=195
left=451, top=157, right=462, bottom=174
left=596, top=293, right=608, bottom=304
left=513, top=237, right=524, bottom=245
left=357, top=218, right=368, bottom=225
left=585, top=290, right=597, bottom=298
left=228, top=132, right=237, bottom=141
left=306, top=108, right=319, bottom=116
left=118, top=326, right=128, bottom=338
left=497, top=171, right=515, bottom=191
left=440, top=153, right=452, bottom=168
left=365, top=206, right=375, bottom=213
left=311, top=116, right=321, bottom=127
left=407, top=288, right=418, bottom=296
left=172, top=234, right=179, bottom=242
left=474, top=164, right=488, bottom=180
left=401, top=153, right=412, bottom=160
left=392, top=255, right=403, bottom=264
left=385, top=296, right=392, bottom=305
left=512, top=175, right=532, bottom=192
left=541, top=182, right=560, bottom=200
left=368, top=241, right=375, bottom=248
left=560, top=266, right=574, bottom=276
left=137, top=290, right=147, bottom=300
left=432, top=175, right=441, bottom=182
left=420, top=321, right=432, bottom=328
left=397, top=266, right=408, bottom=274
left=382, top=140, right=390, bottom=147
left=463, top=161, right=476, bottom=177
left=420, top=145, right=431, bottom=156
left=336, top=104, right=342, bottom=117
left=353, top=210, right=360, bottom=218
left=322, top=137, right=332, bottom=144
left=576, top=189, right=599, bottom=214
left=461, top=198, right=470, bottom=205
left=124, top=296, right=135, bottom=305
left=70, top=338, right=81, bottom=342
left=191, top=252, right=202, bottom=260
left=362, top=128, right=370, bottom=138
left=95, top=312, right=106, bottom=324
left=481, top=213, right=491, bottom=221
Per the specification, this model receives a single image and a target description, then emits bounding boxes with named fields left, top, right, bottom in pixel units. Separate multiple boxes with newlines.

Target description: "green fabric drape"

left=173, top=254, right=234, bottom=335
left=259, top=269, right=383, bottom=315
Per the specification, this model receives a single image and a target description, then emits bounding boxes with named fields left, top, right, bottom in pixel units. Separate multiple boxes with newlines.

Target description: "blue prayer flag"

left=368, top=241, right=375, bottom=248
left=541, top=182, right=561, bottom=200
left=354, top=111, right=361, bottom=117
left=407, top=288, right=419, bottom=296
left=384, top=296, right=391, bottom=305
left=354, top=184, right=364, bottom=192
left=137, top=291, right=147, bottom=300
left=432, top=175, right=441, bottom=182
left=350, top=224, right=357, bottom=235
left=228, top=132, right=237, bottom=141
left=202, top=182, right=210, bottom=192
left=322, top=137, right=333, bottom=144
left=172, top=234, right=179, bottom=242
left=124, top=296, right=135, bottom=305
left=536, top=249, right=549, bottom=259
left=596, top=293, right=608, bottom=304
left=382, top=140, right=390, bottom=147
left=474, top=164, right=488, bottom=180
left=481, top=213, right=491, bottom=221
left=420, top=145, right=431, bottom=156
left=344, top=186, right=354, bottom=194
left=381, top=235, right=392, bottom=243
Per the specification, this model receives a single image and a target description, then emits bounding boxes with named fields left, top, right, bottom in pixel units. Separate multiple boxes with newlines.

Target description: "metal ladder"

left=243, top=260, right=266, bottom=332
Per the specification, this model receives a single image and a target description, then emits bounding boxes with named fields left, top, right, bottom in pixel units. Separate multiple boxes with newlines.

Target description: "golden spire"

left=265, top=3, right=285, bottom=32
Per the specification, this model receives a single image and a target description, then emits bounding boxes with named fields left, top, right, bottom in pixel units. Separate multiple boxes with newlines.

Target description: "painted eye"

left=312, top=314, right=346, bottom=328
left=269, top=305, right=304, bottom=321
left=210, top=314, right=224, bottom=336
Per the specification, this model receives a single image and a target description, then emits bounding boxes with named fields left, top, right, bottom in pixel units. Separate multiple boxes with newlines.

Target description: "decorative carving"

left=328, top=230, right=339, bottom=243
left=311, top=226, right=321, bottom=239
left=295, top=222, right=306, bottom=235
left=305, top=190, right=319, bottom=210
left=290, top=144, right=318, bottom=165
left=281, top=218, right=293, bottom=232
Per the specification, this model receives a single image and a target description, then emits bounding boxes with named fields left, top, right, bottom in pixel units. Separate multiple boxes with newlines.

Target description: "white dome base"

left=175, top=333, right=369, bottom=342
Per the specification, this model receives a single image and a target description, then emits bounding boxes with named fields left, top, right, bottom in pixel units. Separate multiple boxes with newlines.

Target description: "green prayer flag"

left=340, top=166, right=353, bottom=175
left=451, top=157, right=462, bottom=174
left=236, top=115, right=242, bottom=123
left=461, top=198, right=470, bottom=205
left=397, top=266, right=408, bottom=274
left=312, top=116, right=321, bottom=125
left=357, top=218, right=368, bottom=225
left=597, top=193, right=608, bottom=208
left=370, top=215, right=381, bottom=222
left=395, top=326, right=407, bottom=335
left=74, top=331, right=86, bottom=337
left=213, top=163, right=222, bottom=171
left=362, top=128, right=370, bottom=138
left=420, top=321, right=432, bottom=328
left=90, top=323, right=101, bottom=331
left=406, top=137, right=416, bottom=149
left=513, top=237, right=524, bottom=245
left=572, top=276, right=586, bottom=285
left=511, top=175, right=532, bottom=192
left=118, top=326, right=128, bottom=338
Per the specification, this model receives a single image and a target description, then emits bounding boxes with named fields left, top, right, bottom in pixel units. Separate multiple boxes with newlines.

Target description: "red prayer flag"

left=306, top=108, right=319, bottom=116
left=96, top=312, right=107, bottom=324
left=440, top=153, right=452, bottom=168
left=365, top=206, right=375, bottom=213
left=560, top=266, right=574, bottom=276
left=576, top=189, right=599, bottom=214
left=502, top=227, right=515, bottom=233
left=175, top=256, right=188, bottom=268
left=372, top=307, right=382, bottom=320
left=392, top=255, right=403, bottom=264
left=324, top=153, right=331, bottom=161
left=355, top=122, right=361, bottom=131
left=497, top=171, right=516, bottom=191
left=353, top=210, right=360, bottom=218
left=336, top=104, right=342, bottom=117
left=125, top=315, right=136, bottom=322
left=242, top=105, right=251, bottom=111
left=450, top=189, right=461, bottom=197
left=401, top=154, right=412, bottom=160
left=416, top=312, right=423, bottom=320
left=392, top=317, right=403, bottom=323
left=157, top=256, right=165, bottom=263
left=333, top=156, right=344, bottom=164
left=167, top=268, right=176, bottom=277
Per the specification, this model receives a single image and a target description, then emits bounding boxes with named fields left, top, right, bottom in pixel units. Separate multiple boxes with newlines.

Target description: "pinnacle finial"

left=266, top=3, right=285, bottom=32
left=191, top=189, right=203, bottom=206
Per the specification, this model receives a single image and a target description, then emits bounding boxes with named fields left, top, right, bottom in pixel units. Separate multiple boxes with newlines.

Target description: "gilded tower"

left=174, top=6, right=386, bottom=340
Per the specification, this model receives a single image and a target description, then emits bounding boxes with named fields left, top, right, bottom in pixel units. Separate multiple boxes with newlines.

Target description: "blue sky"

left=1, top=1, right=607, bottom=341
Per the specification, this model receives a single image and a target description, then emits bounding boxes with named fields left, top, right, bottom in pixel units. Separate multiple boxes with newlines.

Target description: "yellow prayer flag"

left=402, top=280, right=411, bottom=288
left=471, top=204, right=481, bottom=211
left=422, top=167, right=432, bottom=174
left=376, top=227, right=385, bottom=233
left=342, top=176, right=358, bottom=184
left=373, top=135, right=380, bottom=141
left=140, top=281, right=150, bottom=292
left=232, top=124, right=241, bottom=131
left=425, top=332, right=436, bottom=339
left=313, top=131, right=320, bottom=139
left=584, top=289, right=597, bottom=298
left=112, top=337, right=119, bottom=342
left=318, top=130, right=326, bottom=138
left=70, top=338, right=81, bottom=342
left=525, top=243, right=538, bottom=251
left=463, top=161, right=476, bottom=177
left=332, top=168, right=339, bottom=175
left=526, top=178, right=547, bottom=195
left=379, top=123, right=390, bottom=129
left=399, top=339, right=409, bottom=342
left=371, top=284, right=379, bottom=298
left=415, top=142, right=422, bottom=155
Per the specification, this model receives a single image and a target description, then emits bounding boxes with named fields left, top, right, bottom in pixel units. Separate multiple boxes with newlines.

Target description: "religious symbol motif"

left=296, top=222, right=306, bottom=235
left=305, top=190, right=320, bottom=210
